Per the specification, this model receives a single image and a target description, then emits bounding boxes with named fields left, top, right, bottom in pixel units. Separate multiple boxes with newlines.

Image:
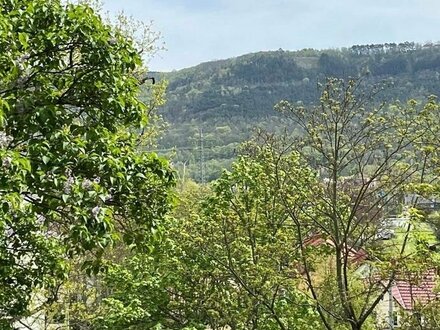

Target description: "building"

left=376, top=269, right=437, bottom=328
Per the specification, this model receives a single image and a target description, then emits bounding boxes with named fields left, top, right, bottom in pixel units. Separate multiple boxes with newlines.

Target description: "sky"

left=102, top=0, right=440, bottom=72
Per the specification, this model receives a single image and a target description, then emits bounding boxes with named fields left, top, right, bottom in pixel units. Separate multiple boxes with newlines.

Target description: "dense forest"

left=155, top=42, right=440, bottom=181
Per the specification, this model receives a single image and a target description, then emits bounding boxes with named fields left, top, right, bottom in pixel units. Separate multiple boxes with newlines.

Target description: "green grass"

left=382, top=221, right=438, bottom=255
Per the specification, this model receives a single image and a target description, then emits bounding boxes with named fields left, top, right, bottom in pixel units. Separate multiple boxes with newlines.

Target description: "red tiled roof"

left=392, top=269, right=437, bottom=310
left=303, top=235, right=368, bottom=264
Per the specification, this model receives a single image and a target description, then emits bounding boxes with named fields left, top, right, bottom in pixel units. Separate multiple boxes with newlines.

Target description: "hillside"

left=153, top=42, right=440, bottom=181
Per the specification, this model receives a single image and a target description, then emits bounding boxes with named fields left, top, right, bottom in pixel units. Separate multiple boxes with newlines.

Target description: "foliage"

left=399, top=300, right=440, bottom=329
left=0, top=0, right=174, bottom=325
left=83, top=78, right=440, bottom=330
left=389, top=93, right=440, bottom=330
left=67, top=152, right=321, bottom=329
left=263, top=78, right=437, bottom=330
left=192, top=150, right=320, bottom=329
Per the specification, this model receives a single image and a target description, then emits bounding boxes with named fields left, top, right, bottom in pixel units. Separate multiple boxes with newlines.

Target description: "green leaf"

left=18, top=32, right=29, bottom=49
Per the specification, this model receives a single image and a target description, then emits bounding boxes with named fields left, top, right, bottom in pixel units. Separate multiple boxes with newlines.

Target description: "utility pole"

left=388, top=285, right=394, bottom=329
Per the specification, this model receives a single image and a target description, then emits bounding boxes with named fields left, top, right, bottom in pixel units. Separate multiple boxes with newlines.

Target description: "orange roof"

left=392, top=269, right=437, bottom=310
left=303, top=234, right=368, bottom=264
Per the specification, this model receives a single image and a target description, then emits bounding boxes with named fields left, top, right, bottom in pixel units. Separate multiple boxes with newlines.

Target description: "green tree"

left=399, top=300, right=440, bottom=330
left=0, top=0, right=174, bottom=326
left=192, top=147, right=320, bottom=330
left=271, top=78, right=436, bottom=330
left=391, top=96, right=440, bottom=330
left=81, top=153, right=320, bottom=330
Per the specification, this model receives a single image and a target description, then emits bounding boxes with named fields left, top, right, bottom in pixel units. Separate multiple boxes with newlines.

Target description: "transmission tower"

left=199, top=128, right=206, bottom=184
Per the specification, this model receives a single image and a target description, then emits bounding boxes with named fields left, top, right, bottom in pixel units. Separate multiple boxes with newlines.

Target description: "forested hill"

left=154, top=42, right=440, bottom=181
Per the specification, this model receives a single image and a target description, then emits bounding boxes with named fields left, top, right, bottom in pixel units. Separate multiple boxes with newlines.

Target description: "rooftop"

left=392, top=269, right=437, bottom=310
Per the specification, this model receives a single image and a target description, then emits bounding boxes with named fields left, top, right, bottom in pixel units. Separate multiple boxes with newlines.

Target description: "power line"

left=143, top=144, right=229, bottom=153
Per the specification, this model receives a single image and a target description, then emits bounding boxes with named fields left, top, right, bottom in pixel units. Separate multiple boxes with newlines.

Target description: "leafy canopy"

left=0, top=0, right=174, bottom=323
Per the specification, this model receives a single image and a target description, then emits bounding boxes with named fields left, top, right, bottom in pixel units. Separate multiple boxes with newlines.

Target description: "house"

left=303, top=234, right=369, bottom=265
left=404, top=193, right=440, bottom=211
left=303, top=234, right=438, bottom=328
left=375, top=269, right=438, bottom=328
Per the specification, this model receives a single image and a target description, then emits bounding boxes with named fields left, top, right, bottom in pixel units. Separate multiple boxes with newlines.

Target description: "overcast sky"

left=102, top=0, right=440, bottom=72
